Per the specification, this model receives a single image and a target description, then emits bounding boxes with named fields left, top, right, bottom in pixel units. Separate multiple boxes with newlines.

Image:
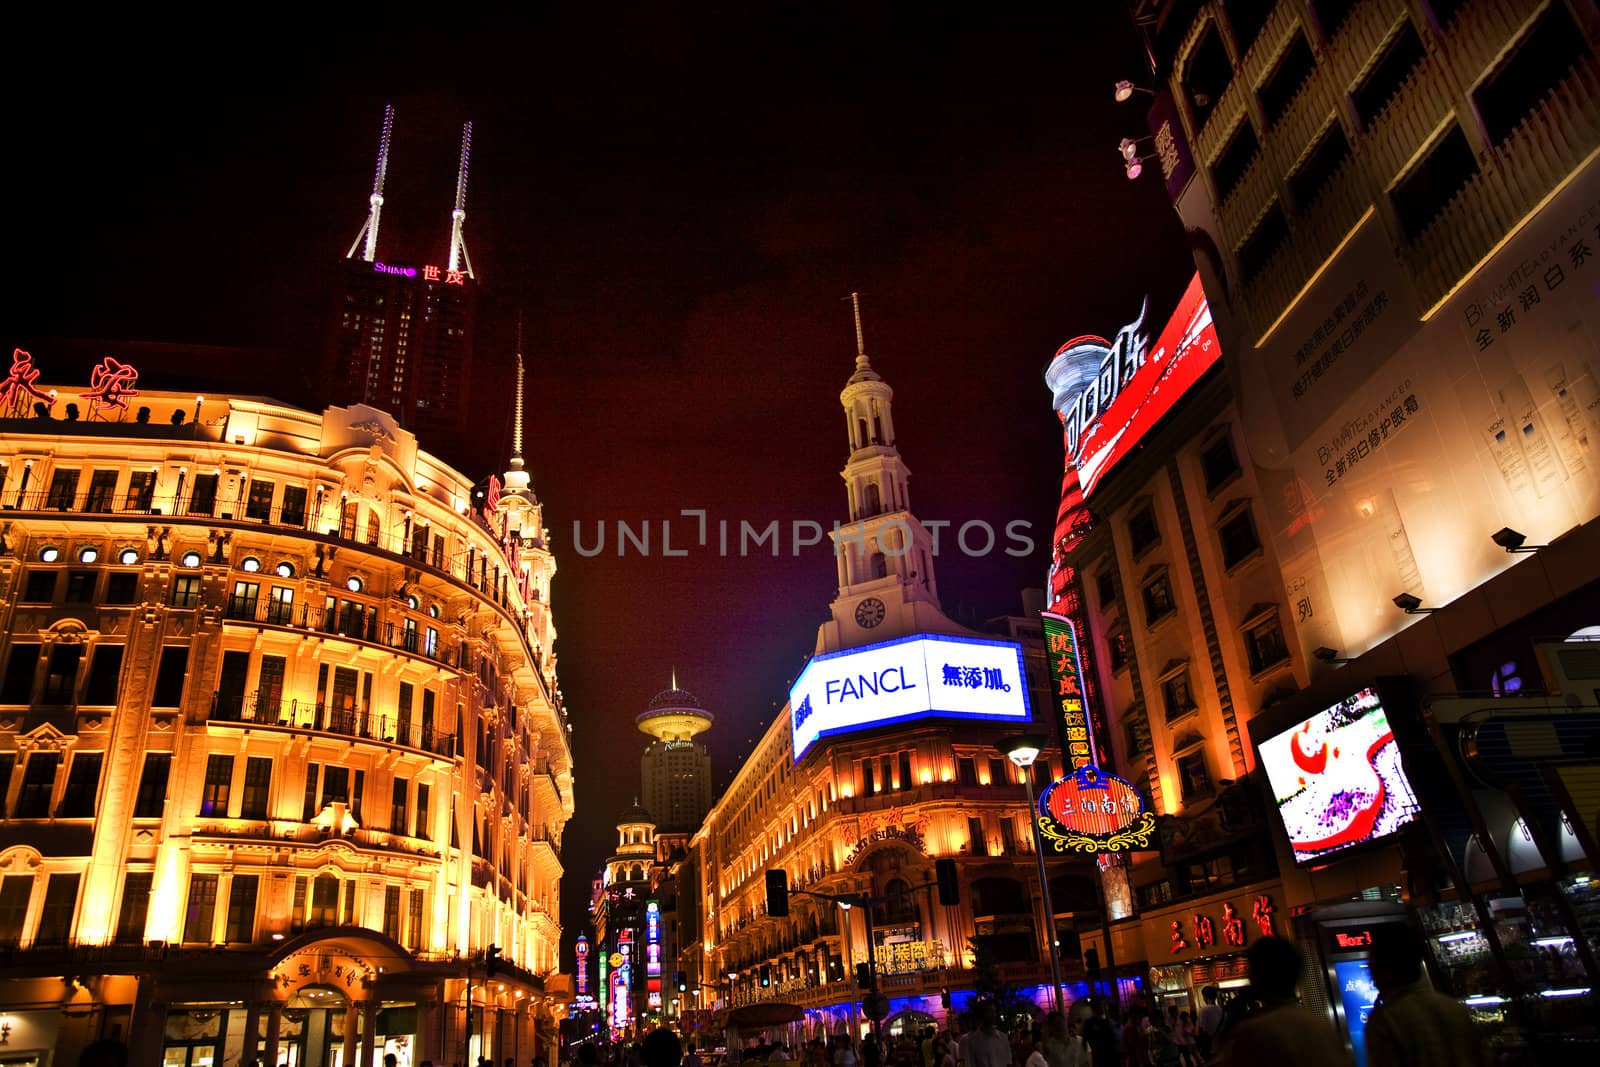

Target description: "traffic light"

left=760, top=965, right=772, bottom=988
left=935, top=857, right=960, bottom=907
left=675, top=971, right=688, bottom=992
left=486, top=944, right=502, bottom=978
left=855, top=962, right=872, bottom=990
left=765, top=869, right=789, bottom=917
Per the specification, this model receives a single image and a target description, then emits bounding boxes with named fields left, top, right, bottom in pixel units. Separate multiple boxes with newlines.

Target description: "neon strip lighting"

left=1539, top=987, right=1592, bottom=998
left=1531, top=935, right=1574, bottom=947
left=1463, top=995, right=1508, bottom=1006
left=1436, top=931, right=1478, bottom=943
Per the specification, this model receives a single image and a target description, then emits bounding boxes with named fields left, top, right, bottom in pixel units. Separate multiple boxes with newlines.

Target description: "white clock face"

left=854, top=597, right=886, bottom=629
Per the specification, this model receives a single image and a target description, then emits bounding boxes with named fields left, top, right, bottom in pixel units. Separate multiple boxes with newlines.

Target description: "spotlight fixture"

left=1125, top=155, right=1156, bottom=180
left=1114, top=80, right=1153, bottom=102
left=1392, top=592, right=1437, bottom=614
left=1118, top=137, right=1145, bottom=161
left=1313, top=646, right=1351, bottom=664
left=1491, top=527, right=1544, bottom=553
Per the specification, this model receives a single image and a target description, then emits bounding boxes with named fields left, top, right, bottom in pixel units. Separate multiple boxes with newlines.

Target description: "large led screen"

left=1050, top=272, right=1221, bottom=499
left=790, top=633, right=1030, bottom=761
left=1259, top=687, right=1422, bottom=864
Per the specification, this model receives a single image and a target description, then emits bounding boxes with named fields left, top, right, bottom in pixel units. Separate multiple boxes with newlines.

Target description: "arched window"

left=870, top=552, right=888, bottom=580
left=862, top=483, right=882, bottom=516
left=874, top=877, right=919, bottom=926
left=856, top=418, right=870, bottom=450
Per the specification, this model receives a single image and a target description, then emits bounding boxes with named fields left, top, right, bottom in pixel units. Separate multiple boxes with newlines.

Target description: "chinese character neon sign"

left=82, top=356, right=140, bottom=415
left=373, top=261, right=466, bottom=285
left=1, top=349, right=50, bottom=415
left=1041, top=612, right=1095, bottom=768
left=1036, top=764, right=1156, bottom=854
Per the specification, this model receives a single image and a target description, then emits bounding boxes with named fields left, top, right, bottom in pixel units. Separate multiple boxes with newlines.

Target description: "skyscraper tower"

left=324, top=106, right=479, bottom=465
left=635, top=677, right=714, bottom=834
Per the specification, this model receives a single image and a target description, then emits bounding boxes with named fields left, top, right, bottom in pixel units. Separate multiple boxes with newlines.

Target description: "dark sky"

left=6, top=9, right=1192, bottom=959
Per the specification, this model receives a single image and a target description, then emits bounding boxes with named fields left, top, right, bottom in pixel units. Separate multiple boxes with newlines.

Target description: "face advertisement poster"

left=1238, top=160, right=1600, bottom=663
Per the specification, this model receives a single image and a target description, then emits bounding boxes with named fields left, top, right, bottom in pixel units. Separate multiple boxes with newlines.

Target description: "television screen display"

left=1259, top=687, right=1422, bottom=864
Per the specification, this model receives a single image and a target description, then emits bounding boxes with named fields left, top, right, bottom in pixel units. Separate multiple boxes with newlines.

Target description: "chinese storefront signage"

left=1041, top=611, right=1095, bottom=767
left=2, top=348, right=143, bottom=420
left=1164, top=894, right=1278, bottom=956
left=373, top=261, right=467, bottom=285
left=1036, top=764, right=1155, bottom=854
left=575, top=935, right=591, bottom=996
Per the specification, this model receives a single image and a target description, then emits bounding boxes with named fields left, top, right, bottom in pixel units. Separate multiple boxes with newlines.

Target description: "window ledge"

left=1223, top=547, right=1265, bottom=577
left=1249, top=658, right=1294, bottom=684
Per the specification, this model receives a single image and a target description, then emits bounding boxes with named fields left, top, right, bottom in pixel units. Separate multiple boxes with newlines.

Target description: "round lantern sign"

left=1037, top=764, right=1156, bottom=853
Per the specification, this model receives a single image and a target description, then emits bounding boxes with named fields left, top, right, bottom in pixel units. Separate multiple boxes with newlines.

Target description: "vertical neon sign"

left=646, top=900, right=661, bottom=977
left=575, top=935, right=590, bottom=997
left=1041, top=611, right=1096, bottom=768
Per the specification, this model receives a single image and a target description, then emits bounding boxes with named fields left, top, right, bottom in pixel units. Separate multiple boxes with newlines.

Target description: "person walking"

left=1364, top=926, right=1489, bottom=1067
left=1219, top=937, right=1350, bottom=1067
left=959, top=1002, right=1012, bottom=1067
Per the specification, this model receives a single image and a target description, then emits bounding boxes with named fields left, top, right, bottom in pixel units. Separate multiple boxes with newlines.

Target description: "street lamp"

left=837, top=898, right=861, bottom=1038
left=1001, top=733, right=1066, bottom=1015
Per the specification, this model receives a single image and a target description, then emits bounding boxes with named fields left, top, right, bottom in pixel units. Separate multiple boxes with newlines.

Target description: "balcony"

left=208, top=693, right=458, bottom=758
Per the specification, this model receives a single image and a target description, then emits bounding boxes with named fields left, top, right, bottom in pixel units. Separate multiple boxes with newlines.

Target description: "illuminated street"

left=4, top=6, right=1600, bottom=1067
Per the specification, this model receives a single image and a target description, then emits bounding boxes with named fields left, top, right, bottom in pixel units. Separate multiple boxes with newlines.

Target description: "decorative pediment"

left=16, top=722, right=77, bottom=754
left=1157, top=657, right=1189, bottom=681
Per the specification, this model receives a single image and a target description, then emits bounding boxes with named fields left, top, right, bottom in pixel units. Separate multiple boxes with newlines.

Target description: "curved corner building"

left=0, top=380, right=574, bottom=1067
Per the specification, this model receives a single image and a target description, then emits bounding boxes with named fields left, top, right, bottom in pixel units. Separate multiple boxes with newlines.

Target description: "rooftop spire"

left=846, top=290, right=882, bottom=384
left=447, top=121, right=476, bottom=278
left=671, top=666, right=678, bottom=690
left=346, top=103, right=395, bottom=262
left=499, top=315, right=534, bottom=526
left=511, top=316, right=525, bottom=461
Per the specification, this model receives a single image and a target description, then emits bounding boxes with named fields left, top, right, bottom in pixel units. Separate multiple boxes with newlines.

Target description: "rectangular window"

left=200, top=754, right=234, bottom=817
left=1095, top=570, right=1116, bottom=609
left=1201, top=432, right=1241, bottom=493
left=215, top=650, right=250, bottom=719
left=421, top=689, right=436, bottom=749
left=957, top=756, right=978, bottom=786
left=58, top=752, right=103, bottom=817
left=228, top=580, right=260, bottom=621
left=1238, top=203, right=1289, bottom=282
left=83, top=645, right=124, bottom=705
left=1219, top=508, right=1263, bottom=569
left=170, top=574, right=201, bottom=609
left=1247, top=616, right=1290, bottom=674
left=245, top=479, right=275, bottom=521
left=125, top=469, right=157, bottom=512
left=35, top=872, right=80, bottom=943
left=46, top=468, right=80, bottom=510
left=1257, top=31, right=1314, bottom=125
left=225, top=874, right=259, bottom=942
left=104, top=571, right=139, bottom=605
left=988, top=757, right=1009, bottom=786
left=352, top=769, right=365, bottom=822
left=0, top=753, right=11, bottom=817
left=425, top=626, right=439, bottom=657
left=240, top=757, right=272, bottom=819
left=152, top=646, right=189, bottom=706
left=407, top=888, right=425, bottom=949
left=392, top=777, right=409, bottom=834
left=860, top=759, right=876, bottom=794
left=41, top=644, right=83, bottom=703
left=1210, top=119, right=1260, bottom=202
left=188, top=472, right=218, bottom=516
left=16, top=752, right=60, bottom=818
left=967, top=816, right=987, bottom=855
left=397, top=683, right=414, bottom=746
left=1351, top=19, right=1424, bottom=129
left=302, top=763, right=321, bottom=822
left=1392, top=123, right=1479, bottom=241
left=115, top=872, right=152, bottom=944
left=383, top=885, right=402, bottom=940
left=416, top=783, right=431, bottom=838
left=266, top=585, right=294, bottom=626
left=22, top=570, right=57, bottom=603
left=1128, top=502, right=1160, bottom=556
left=183, top=874, right=219, bottom=944
left=85, top=469, right=119, bottom=512
left=1162, top=670, right=1197, bottom=722
left=255, top=656, right=286, bottom=719
left=0, top=876, right=31, bottom=943
left=64, top=570, right=96, bottom=603
left=1178, top=751, right=1215, bottom=802
left=897, top=751, right=912, bottom=790
left=1, top=643, right=40, bottom=703
left=322, top=764, right=350, bottom=806
left=1474, top=2, right=1590, bottom=145
left=281, top=485, right=308, bottom=527
left=1109, top=629, right=1132, bottom=673
left=134, top=753, right=171, bottom=818
left=1143, top=573, right=1177, bottom=626
left=999, top=817, right=1018, bottom=854
left=1288, top=121, right=1352, bottom=211
left=342, top=880, right=356, bottom=924
left=291, top=877, right=307, bottom=931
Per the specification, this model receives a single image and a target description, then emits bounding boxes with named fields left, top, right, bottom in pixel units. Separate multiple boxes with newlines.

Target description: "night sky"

left=7, top=10, right=1192, bottom=957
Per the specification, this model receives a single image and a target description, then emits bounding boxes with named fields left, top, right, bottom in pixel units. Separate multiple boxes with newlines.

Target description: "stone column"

left=264, top=1002, right=284, bottom=1067
left=344, top=1005, right=361, bottom=1067
left=362, top=1000, right=380, bottom=1067
left=242, top=1001, right=262, bottom=1067
left=417, top=995, right=440, bottom=1066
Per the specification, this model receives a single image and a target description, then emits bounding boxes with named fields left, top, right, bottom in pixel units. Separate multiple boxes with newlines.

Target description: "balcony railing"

left=209, top=693, right=458, bottom=758
left=222, top=596, right=453, bottom=663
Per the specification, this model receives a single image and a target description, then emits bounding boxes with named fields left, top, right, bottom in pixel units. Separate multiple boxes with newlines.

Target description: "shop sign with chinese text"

left=1036, top=764, right=1155, bottom=853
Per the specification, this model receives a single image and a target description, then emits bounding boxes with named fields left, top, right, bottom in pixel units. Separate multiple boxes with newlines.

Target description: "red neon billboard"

left=1048, top=272, right=1221, bottom=498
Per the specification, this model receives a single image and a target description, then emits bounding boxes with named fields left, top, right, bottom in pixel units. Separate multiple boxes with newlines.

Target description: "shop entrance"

left=280, top=987, right=351, bottom=1067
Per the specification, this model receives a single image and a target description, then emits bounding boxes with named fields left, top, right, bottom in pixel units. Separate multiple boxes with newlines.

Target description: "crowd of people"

left=581, top=932, right=1481, bottom=1067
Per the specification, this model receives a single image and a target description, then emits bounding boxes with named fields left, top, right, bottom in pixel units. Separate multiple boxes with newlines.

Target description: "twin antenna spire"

left=346, top=103, right=476, bottom=279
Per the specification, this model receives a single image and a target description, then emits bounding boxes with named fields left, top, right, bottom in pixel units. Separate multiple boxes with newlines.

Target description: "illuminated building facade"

left=679, top=304, right=1095, bottom=1040
left=590, top=805, right=659, bottom=1038
left=1065, top=0, right=1600, bottom=1054
left=0, top=371, right=573, bottom=1067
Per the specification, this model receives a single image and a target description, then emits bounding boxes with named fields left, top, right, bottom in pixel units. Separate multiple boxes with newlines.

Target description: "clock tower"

left=819, top=294, right=961, bottom=654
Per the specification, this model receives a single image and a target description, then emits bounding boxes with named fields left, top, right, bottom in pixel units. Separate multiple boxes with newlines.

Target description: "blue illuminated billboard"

left=790, top=633, right=1031, bottom=761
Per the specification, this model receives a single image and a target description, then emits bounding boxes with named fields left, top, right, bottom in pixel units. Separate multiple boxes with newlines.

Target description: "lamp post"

left=1001, top=733, right=1065, bottom=1015
left=837, top=898, right=861, bottom=1040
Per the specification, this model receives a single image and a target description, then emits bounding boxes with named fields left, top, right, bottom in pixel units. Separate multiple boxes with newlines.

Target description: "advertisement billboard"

left=1258, top=687, right=1422, bottom=864
left=1238, top=159, right=1600, bottom=666
left=1047, top=272, right=1222, bottom=498
left=790, top=633, right=1030, bottom=761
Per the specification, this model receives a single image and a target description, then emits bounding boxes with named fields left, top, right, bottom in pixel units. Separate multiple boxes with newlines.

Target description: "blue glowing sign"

left=790, top=633, right=1031, bottom=761
left=1334, top=959, right=1379, bottom=1067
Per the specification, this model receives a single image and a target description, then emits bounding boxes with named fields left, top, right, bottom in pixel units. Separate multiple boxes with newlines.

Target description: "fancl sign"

left=789, top=634, right=1031, bottom=761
